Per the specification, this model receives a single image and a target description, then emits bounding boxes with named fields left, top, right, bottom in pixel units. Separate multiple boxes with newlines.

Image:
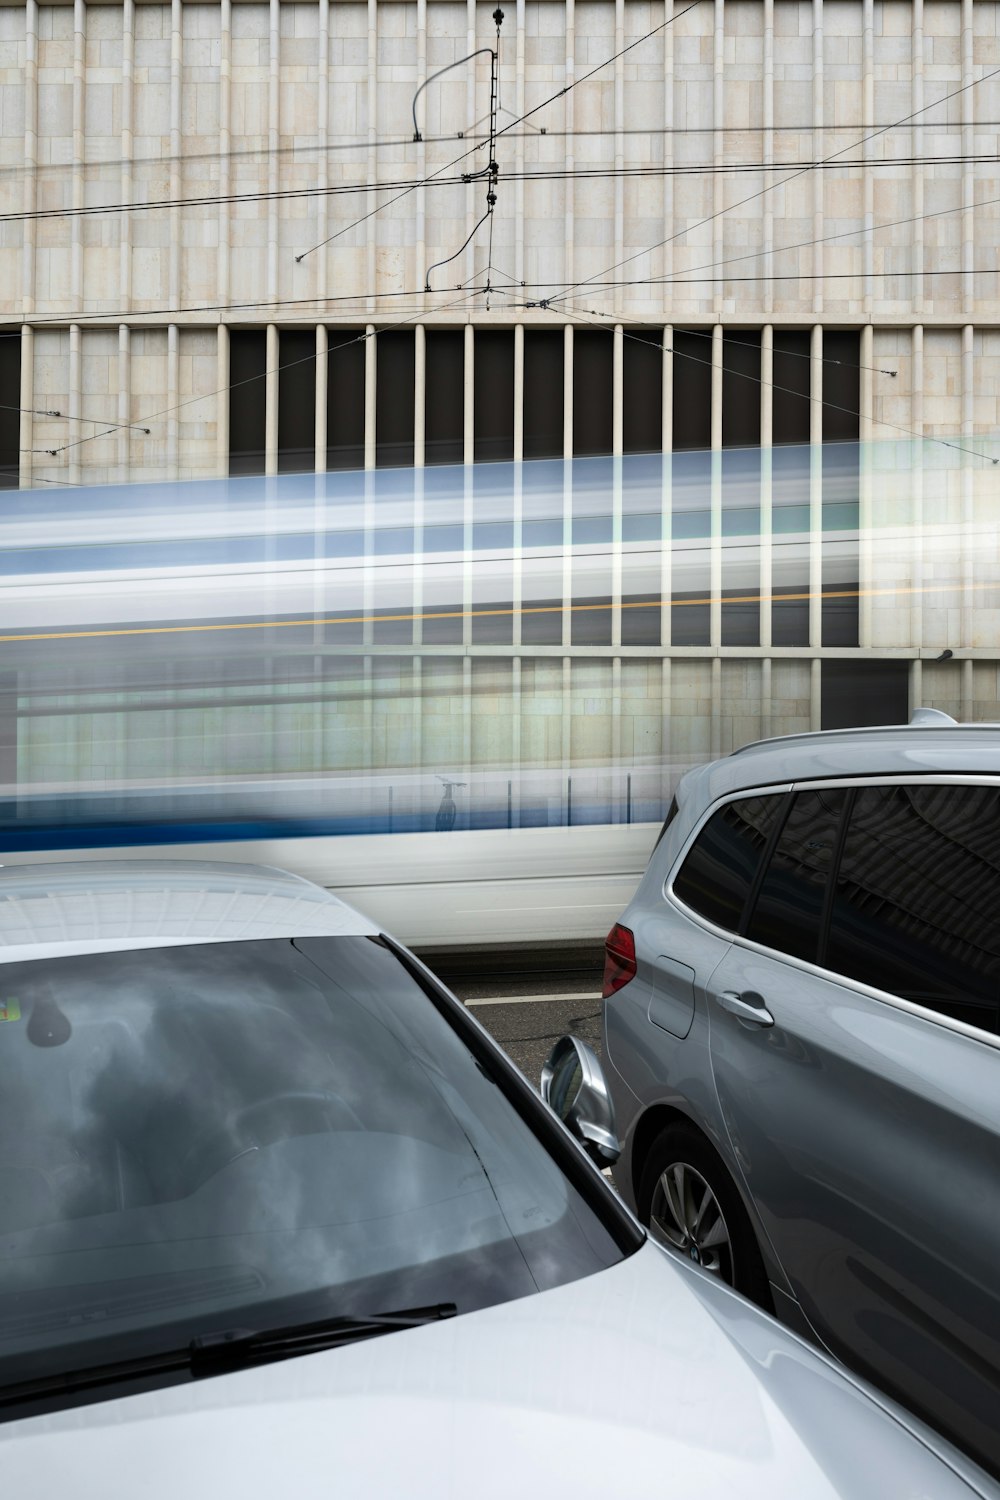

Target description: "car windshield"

left=0, top=936, right=625, bottom=1398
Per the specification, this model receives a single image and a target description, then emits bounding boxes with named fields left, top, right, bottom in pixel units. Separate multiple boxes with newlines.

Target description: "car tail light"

left=602, top=923, right=637, bottom=998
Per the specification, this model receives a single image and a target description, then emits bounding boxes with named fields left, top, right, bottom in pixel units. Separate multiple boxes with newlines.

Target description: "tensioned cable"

left=294, top=0, right=700, bottom=264
left=547, top=301, right=997, bottom=465
left=6, top=116, right=999, bottom=183
left=6, top=187, right=1000, bottom=338
left=37, top=286, right=485, bottom=461
left=541, top=61, right=1000, bottom=312
left=6, top=152, right=1000, bottom=228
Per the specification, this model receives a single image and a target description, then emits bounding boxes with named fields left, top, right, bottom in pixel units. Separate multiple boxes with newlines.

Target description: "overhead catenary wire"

left=544, top=300, right=998, bottom=465
left=36, top=286, right=487, bottom=461
left=7, top=186, right=1000, bottom=338
left=6, top=116, right=1000, bottom=185
left=540, top=60, right=1000, bottom=312
left=294, top=0, right=700, bottom=265
left=6, top=152, right=1000, bottom=229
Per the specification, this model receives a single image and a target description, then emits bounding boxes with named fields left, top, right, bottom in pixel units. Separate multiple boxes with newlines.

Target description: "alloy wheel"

left=648, top=1160, right=735, bottom=1282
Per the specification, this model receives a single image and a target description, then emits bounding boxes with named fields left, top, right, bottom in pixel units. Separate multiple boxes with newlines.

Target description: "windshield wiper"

left=0, top=1303, right=457, bottom=1410
left=189, top=1302, right=458, bottom=1370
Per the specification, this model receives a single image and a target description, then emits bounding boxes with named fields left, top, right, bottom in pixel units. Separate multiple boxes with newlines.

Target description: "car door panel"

left=708, top=939, right=1000, bottom=1478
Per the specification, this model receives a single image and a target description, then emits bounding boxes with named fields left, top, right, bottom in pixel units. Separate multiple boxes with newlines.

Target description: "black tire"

left=637, top=1122, right=773, bottom=1312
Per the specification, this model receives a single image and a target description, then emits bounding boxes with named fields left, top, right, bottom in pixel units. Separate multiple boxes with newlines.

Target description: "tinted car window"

left=746, top=788, right=847, bottom=963
left=672, top=794, right=785, bottom=931
left=0, top=937, right=624, bottom=1397
left=826, top=783, right=1000, bottom=1032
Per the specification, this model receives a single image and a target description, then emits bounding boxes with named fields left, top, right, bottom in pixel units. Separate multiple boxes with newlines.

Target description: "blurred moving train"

left=0, top=447, right=987, bottom=945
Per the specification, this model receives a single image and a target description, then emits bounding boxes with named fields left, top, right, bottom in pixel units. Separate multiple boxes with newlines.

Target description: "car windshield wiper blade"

left=0, top=1303, right=458, bottom=1409
left=189, top=1302, right=458, bottom=1368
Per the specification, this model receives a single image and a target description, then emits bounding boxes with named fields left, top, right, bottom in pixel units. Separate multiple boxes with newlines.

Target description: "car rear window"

left=672, top=794, right=786, bottom=931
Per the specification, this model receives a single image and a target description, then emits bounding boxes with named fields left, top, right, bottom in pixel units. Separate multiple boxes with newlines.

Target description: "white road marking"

left=464, top=991, right=601, bottom=1007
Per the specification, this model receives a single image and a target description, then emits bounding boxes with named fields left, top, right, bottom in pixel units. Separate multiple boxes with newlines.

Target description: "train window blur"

left=573, top=516, right=613, bottom=545
left=473, top=521, right=513, bottom=550
left=375, top=330, right=415, bottom=469
left=278, top=329, right=317, bottom=475
left=425, top=331, right=464, bottom=467
left=523, top=331, right=564, bottom=461
left=474, top=330, right=515, bottom=464
left=0, top=331, right=18, bottom=489
left=523, top=518, right=563, bottom=549
left=623, top=330, right=662, bottom=455
left=424, top=523, right=465, bottom=552
left=622, top=513, right=661, bottom=542
left=573, top=331, right=614, bottom=458
left=229, top=331, right=267, bottom=477
left=327, top=329, right=366, bottom=471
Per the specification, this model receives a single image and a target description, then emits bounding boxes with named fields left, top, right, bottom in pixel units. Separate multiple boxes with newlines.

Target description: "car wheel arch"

left=628, top=1104, right=790, bottom=1294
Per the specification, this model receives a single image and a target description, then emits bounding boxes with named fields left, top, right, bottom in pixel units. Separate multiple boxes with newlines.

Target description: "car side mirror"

left=540, top=1035, right=620, bottom=1167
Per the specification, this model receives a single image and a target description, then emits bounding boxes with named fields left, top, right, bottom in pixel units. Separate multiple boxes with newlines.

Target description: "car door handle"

left=718, top=991, right=775, bottom=1028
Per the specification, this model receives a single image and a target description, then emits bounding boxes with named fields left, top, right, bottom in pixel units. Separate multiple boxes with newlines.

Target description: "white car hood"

left=0, top=1240, right=992, bottom=1500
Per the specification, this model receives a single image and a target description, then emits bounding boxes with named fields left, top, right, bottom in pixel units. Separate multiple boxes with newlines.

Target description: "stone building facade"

left=2, top=0, right=1000, bottom=799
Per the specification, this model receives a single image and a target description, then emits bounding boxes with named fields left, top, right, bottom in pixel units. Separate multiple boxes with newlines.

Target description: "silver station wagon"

left=601, top=711, right=1000, bottom=1479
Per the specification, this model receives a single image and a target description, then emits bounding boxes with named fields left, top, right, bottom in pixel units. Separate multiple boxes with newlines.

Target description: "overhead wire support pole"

left=424, top=9, right=504, bottom=294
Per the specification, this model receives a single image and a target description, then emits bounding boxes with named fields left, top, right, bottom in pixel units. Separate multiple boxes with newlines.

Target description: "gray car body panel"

left=605, top=724, right=1000, bottom=1478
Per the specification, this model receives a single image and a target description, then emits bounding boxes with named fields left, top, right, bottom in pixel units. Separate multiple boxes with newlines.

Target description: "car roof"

left=0, top=858, right=379, bottom=963
left=684, top=721, right=1000, bottom=808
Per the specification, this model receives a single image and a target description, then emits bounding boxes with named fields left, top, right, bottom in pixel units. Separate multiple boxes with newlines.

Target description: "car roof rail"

left=729, top=710, right=971, bottom=758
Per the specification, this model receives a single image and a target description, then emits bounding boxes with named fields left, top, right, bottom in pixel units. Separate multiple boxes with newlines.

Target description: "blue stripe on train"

left=0, top=802, right=632, bottom=853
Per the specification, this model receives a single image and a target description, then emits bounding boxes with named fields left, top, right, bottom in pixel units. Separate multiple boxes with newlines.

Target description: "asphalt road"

left=416, top=944, right=605, bottom=1085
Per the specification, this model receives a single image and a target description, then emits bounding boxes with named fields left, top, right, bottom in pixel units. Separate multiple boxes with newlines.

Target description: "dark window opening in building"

left=573, top=330, right=614, bottom=457
left=722, top=331, right=761, bottom=449
left=422, top=604, right=463, bottom=645
left=822, top=574, right=860, bottom=646
left=521, top=598, right=563, bottom=645
left=277, top=329, right=316, bottom=474
left=475, top=330, right=514, bottom=463
left=672, top=330, right=712, bottom=452
left=571, top=595, right=613, bottom=646
left=821, top=659, right=909, bottom=730
left=771, top=584, right=810, bottom=647
left=372, top=607, right=414, bottom=646
left=772, top=331, right=811, bottom=445
left=0, top=332, right=19, bottom=489
left=229, top=329, right=267, bottom=476
left=621, top=595, right=661, bottom=646
left=523, top=331, right=564, bottom=460
left=822, top=332, right=861, bottom=646
left=426, top=330, right=464, bottom=466
left=375, top=329, right=415, bottom=468
left=623, top=330, right=662, bottom=454
left=822, top=331, right=861, bottom=444
left=721, top=589, right=760, bottom=647
left=471, top=598, right=514, bottom=645
left=671, top=590, right=711, bottom=646
left=327, top=328, right=365, bottom=471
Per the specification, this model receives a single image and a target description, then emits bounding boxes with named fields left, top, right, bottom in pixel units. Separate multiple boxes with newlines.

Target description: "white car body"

left=0, top=860, right=996, bottom=1499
